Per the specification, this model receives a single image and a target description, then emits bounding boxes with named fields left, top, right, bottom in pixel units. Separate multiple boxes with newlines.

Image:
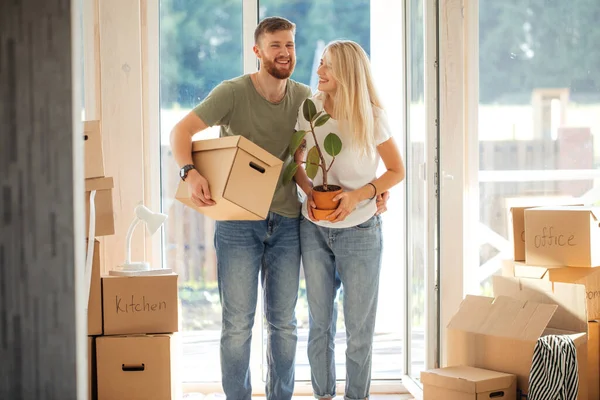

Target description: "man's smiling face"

left=255, top=30, right=296, bottom=79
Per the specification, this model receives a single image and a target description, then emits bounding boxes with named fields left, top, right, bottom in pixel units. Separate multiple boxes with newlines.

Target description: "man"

left=171, top=16, right=389, bottom=399
left=170, top=17, right=310, bottom=400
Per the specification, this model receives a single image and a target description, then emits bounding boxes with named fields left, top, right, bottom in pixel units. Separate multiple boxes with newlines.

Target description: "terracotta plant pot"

left=311, top=185, right=342, bottom=221
left=312, top=208, right=336, bottom=221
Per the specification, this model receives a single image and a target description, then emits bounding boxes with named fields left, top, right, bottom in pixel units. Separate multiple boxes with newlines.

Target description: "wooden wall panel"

left=98, top=0, right=146, bottom=273
left=0, top=0, right=84, bottom=398
left=141, top=0, right=162, bottom=270
left=439, top=0, right=466, bottom=367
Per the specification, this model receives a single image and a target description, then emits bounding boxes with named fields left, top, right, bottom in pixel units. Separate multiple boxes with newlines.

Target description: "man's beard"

left=262, top=56, right=296, bottom=79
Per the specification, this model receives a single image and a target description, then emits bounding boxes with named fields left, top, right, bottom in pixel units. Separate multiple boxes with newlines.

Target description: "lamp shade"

left=135, top=204, right=168, bottom=235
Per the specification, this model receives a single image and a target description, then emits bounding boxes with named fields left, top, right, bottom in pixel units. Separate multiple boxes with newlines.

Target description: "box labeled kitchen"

left=101, top=273, right=178, bottom=335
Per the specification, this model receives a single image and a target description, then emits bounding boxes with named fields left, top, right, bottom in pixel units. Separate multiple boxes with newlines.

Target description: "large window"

left=159, top=0, right=243, bottom=384
left=474, top=0, right=600, bottom=293
left=159, top=0, right=405, bottom=391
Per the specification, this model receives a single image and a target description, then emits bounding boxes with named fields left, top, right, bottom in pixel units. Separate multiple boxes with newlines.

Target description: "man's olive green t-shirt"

left=193, top=74, right=312, bottom=218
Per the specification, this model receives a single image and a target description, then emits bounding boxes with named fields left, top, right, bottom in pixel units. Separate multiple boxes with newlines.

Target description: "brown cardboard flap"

left=447, top=295, right=557, bottom=341
left=191, top=136, right=282, bottom=167
left=492, top=275, right=587, bottom=334
left=421, top=366, right=515, bottom=394
left=508, top=261, right=597, bottom=284
left=529, top=205, right=600, bottom=221
left=588, top=321, right=600, bottom=400
left=85, top=177, right=114, bottom=192
left=191, top=135, right=242, bottom=151
left=513, top=264, right=550, bottom=279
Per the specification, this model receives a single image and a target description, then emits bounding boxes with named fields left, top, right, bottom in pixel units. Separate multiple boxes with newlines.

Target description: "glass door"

left=159, top=0, right=407, bottom=394
left=257, top=0, right=406, bottom=389
left=403, top=0, right=440, bottom=394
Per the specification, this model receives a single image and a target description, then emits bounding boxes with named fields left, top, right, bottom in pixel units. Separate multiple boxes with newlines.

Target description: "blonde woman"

left=294, top=40, right=405, bottom=400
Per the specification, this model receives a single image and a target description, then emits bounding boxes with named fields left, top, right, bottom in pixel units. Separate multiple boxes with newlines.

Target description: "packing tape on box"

left=85, top=190, right=97, bottom=306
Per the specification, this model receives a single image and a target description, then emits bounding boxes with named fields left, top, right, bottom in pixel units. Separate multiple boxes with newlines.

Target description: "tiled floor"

left=184, top=395, right=413, bottom=399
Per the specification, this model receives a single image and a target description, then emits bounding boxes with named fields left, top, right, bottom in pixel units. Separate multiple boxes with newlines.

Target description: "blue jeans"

left=214, top=213, right=301, bottom=400
left=300, top=215, right=383, bottom=400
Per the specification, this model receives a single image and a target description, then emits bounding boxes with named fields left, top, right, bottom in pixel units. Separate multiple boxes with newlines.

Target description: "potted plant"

left=282, top=98, right=343, bottom=220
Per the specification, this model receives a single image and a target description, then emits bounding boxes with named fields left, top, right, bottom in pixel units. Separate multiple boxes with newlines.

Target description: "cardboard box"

left=88, top=337, right=94, bottom=400
left=497, top=269, right=599, bottom=398
left=447, top=292, right=588, bottom=399
left=589, top=321, right=599, bottom=400
left=421, top=366, right=516, bottom=400
left=503, top=260, right=600, bottom=320
left=87, top=239, right=102, bottom=335
left=510, top=206, right=534, bottom=262
left=507, top=197, right=580, bottom=261
left=85, top=177, right=115, bottom=237
left=96, top=334, right=180, bottom=400
left=524, top=206, right=600, bottom=267
left=491, top=275, right=588, bottom=399
left=175, top=136, right=283, bottom=220
left=102, top=273, right=179, bottom=335
left=84, top=120, right=105, bottom=179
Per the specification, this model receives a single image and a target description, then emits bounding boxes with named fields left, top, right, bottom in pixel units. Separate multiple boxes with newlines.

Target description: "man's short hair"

left=254, top=17, right=296, bottom=45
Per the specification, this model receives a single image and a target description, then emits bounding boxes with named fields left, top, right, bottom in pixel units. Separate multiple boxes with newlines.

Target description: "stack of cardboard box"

left=501, top=205, right=600, bottom=399
left=427, top=204, right=600, bottom=400
left=96, top=272, right=180, bottom=400
left=83, top=121, right=181, bottom=399
left=83, top=120, right=115, bottom=399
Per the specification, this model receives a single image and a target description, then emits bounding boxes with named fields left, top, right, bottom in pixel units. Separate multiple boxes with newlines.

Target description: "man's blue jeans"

left=214, top=213, right=301, bottom=400
left=300, top=214, right=383, bottom=400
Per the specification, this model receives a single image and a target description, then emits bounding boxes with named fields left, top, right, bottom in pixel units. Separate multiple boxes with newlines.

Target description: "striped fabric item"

left=528, top=335, right=579, bottom=400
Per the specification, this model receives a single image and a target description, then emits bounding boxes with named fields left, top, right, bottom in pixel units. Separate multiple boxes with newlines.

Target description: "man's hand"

left=306, top=189, right=318, bottom=221
left=375, top=191, right=390, bottom=216
left=186, top=170, right=216, bottom=207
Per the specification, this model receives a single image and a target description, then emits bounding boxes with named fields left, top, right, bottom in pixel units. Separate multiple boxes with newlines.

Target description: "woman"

left=294, top=40, right=405, bottom=400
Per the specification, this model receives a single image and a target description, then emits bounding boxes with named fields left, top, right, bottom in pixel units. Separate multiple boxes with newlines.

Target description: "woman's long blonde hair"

left=321, top=40, right=383, bottom=157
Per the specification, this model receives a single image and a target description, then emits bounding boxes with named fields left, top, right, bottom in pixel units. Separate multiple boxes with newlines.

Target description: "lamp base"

left=109, top=262, right=173, bottom=277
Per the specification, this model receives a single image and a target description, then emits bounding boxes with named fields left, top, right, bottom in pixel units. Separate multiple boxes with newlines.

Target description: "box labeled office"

left=524, top=206, right=600, bottom=267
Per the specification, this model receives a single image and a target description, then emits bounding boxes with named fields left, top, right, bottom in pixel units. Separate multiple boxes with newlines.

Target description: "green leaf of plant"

left=314, top=113, right=331, bottom=127
left=302, top=98, right=317, bottom=122
left=306, top=162, right=319, bottom=179
left=306, top=146, right=320, bottom=179
left=282, top=162, right=299, bottom=185
left=307, top=146, right=320, bottom=165
left=323, top=133, right=342, bottom=157
left=289, top=130, right=307, bottom=156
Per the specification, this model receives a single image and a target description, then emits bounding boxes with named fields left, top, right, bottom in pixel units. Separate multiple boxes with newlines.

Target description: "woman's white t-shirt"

left=295, top=93, right=392, bottom=229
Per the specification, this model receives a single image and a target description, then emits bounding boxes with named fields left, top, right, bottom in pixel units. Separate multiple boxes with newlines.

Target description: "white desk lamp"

left=109, top=204, right=170, bottom=276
